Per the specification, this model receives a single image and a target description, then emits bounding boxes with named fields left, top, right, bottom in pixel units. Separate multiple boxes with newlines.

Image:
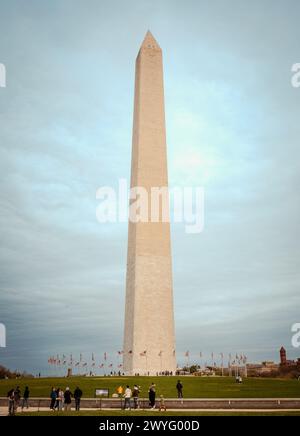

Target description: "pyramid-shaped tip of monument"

left=140, top=30, right=161, bottom=50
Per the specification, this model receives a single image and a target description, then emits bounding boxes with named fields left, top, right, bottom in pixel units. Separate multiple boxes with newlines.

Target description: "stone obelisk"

left=123, top=31, right=176, bottom=375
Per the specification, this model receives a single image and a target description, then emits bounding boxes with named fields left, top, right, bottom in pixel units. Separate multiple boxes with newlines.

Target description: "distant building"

left=280, top=347, right=287, bottom=366
left=261, top=361, right=279, bottom=372
left=279, top=346, right=300, bottom=368
left=246, top=361, right=279, bottom=375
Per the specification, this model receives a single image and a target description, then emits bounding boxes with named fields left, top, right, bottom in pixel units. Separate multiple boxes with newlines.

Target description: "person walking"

left=123, top=385, right=132, bottom=410
left=7, top=389, right=15, bottom=416
left=57, top=388, right=64, bottom=411
left=21, top=386, right=30, bottom=410
left=74, top=386, right=83, bottom=411
left=148, top=383, right=156, bottom=409
left=54, top=387, right=60, bottom=410
left=50, top=387, right=57, bottom=410
left=132, top=385, right=140, bottom=409
left=13, top=386, right=21, bottom=414
left=64, top=387, right=73, bottom=412
left=176, top=380, right=183, bottom=398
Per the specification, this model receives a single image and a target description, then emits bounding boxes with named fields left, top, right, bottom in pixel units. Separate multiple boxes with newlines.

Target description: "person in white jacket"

left=123, top=386, right=132, bottom=410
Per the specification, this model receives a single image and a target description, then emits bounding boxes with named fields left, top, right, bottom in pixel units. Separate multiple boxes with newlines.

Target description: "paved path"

left=1, top=407, right=300, bottom=416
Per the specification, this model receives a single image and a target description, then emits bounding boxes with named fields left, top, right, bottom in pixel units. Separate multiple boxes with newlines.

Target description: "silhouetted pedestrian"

left=14, top=386, right=21, bottom=413
left=64, top=387, right=72, bottom=411
left=74, top=386, right=83, bottom=411
left=176, top=380, right=183, bottom=398
left=7, top=389, right=15, bottom=416
left=21, top=386, right=30, bottom=410
left=148, top=383, right=156, bottom=409
left=54, top=387, right=60, bottom=410
left=50, top=387, right=57, bottom=410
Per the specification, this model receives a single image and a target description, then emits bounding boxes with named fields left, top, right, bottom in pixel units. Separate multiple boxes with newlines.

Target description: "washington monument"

left=123, top=31, right=176, bottom=375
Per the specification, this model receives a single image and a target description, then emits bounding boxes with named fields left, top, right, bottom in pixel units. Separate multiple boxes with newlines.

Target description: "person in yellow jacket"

left=117, top=385, right=123, bottom=398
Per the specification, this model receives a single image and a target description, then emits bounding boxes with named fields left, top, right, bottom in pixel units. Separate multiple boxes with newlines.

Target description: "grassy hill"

left=1, top=376, right=300, bottom=398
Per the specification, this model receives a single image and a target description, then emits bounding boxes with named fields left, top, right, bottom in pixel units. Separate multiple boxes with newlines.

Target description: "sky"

left=0, top=0, right=300, bottom=374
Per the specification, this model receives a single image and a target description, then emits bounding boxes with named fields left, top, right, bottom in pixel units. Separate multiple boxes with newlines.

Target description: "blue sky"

left=0, top=0, right=300, bottom=374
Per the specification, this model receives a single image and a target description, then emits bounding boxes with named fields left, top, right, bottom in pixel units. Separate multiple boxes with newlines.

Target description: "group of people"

left=6, top=380, right=184, bottom=415
left=50, top=386, right=83, bottom=411
left=117, top=380, right=184, bottom=411
left=235, top=375, right=243, bottom=384
left=7, top=386, right=30, bottom=416
left=122, top=384, right=142, bottom=410
left=120, top=383, right=157, bottom=410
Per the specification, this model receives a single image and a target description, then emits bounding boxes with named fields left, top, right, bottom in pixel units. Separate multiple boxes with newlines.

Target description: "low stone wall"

left=1, top=397, right=300, bottom=410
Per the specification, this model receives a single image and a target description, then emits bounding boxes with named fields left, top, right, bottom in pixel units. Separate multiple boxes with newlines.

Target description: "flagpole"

left=244, top=355, right=248, bottom=378
left=185, top=351, right=190, bottom=370
left=104, top=352, right=107, bottom=376
left=159, top=351, right=162, bottom=374
left=221, top=353, right=224, bottom=377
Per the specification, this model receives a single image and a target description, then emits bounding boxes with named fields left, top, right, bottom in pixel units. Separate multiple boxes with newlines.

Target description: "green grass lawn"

left=1, top=376, right=300, bottom=399
left=15, top=410, right=300, bottom=416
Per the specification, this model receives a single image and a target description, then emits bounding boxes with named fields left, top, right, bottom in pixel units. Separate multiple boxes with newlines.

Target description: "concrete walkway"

left=1, top=406, right=300, bottom=416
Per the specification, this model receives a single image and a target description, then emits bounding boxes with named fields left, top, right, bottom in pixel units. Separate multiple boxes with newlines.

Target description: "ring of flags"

left=48, top=351, right=248, bottom=373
